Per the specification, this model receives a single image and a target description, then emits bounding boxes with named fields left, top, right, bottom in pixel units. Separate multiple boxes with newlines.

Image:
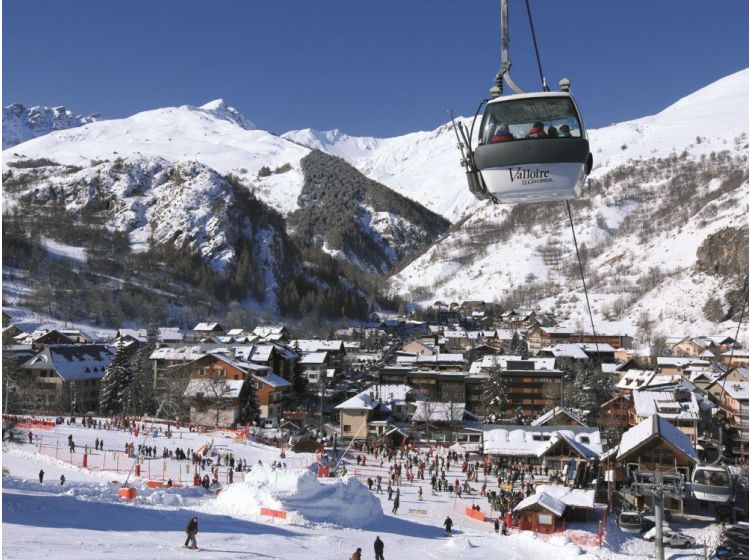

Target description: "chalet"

left=596, top=393, right=632, bottom=443
left=500, top=308, right=537, bottom=329
left=193, top=322, right=224, bottom=339
left=232, top=343, right=297, bottom=380
left=290, top=339, right=346, bottom=369
left=527, top=326, right=577, bottom=354
left=712, top=377, right=749, bottom=459
left=514, top=485, right=596, bottom=533
left=530, top=406, right=587, bottom=428
left=252, top=325, right=290, bottom=342
left=401, top=340, right=435, bottom=356
left=720, top=349, right=750, bottom=368
left=17, top=344, right=114, bottom=412
left=116, top=327, right=184, bottom=345
left=335, top=384, right=423, bottom=441
left=616, top=415, right=698, bottom=475
left=395, top=353, right=465, bottom=372
left=180, top=353, right=290, bottom=425
left=630, top=390, right=700, bottom=444
left=411, top=401, right=481, bottom=448
left=616, top=369, right=657, bottom=392
left=16, top=329, right=76, bottom=351
left=2, top=324, right=24, bottom=344
left=183, top=378, right=246, bottom=427
left=298, top=351, right=330, bottom=384
left=656, top=357, right=711, bottom=376
left=483, top=426, right=602, bottom=480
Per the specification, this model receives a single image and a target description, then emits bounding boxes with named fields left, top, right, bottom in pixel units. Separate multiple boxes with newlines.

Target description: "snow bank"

left=208, top=465, right=383, bottom=528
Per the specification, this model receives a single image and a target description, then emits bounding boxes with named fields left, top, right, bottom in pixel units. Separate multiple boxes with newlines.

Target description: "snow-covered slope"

left=3, top=103, right=100, bottom=149
left=3, top=101, right=309, bottom=215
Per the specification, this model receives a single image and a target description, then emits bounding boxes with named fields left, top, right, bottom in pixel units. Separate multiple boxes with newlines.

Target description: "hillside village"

left=4, top=303, right=748, bottom=532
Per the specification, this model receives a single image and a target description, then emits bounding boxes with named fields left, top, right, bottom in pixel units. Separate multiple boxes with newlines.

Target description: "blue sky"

left=3, top=1, right=748, bottom=137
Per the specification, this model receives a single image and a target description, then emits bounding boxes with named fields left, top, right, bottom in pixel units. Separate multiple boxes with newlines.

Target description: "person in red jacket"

left=490, top=123, right=514, bottom=142
left=527, top=121, right=548, bottom=138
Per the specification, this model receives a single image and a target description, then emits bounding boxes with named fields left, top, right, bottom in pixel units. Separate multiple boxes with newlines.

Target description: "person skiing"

left=374, top=536, right=385, bottom=560
left=184, top=516, right=198, bottom=549
left=350, top=547, right=362, bottom=560
left=38, top=469, right=44, bottom=484
left=417, top=486, right=423, bottom=501
left=443, top=516, right=453, bottom=536
left=391, top=491, right=400, bottom=514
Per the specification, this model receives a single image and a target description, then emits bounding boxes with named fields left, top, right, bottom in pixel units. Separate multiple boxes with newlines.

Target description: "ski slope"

left=2, top=419, right=718, bottom=559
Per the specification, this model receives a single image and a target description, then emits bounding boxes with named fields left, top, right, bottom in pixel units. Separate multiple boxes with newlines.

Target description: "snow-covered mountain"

left=3, top=70, right=748, bottom=336
left=3, top=103, right=100, bottom=149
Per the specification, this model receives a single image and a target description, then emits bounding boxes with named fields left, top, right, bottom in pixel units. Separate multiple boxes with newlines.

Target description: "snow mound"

left=444, top=536, right=478, bottom=549
left=209, top=465, right=382, bottom=528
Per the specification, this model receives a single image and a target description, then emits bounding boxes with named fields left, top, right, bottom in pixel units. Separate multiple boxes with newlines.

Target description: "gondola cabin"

left=691, top=465, right=733, bottom=503
left=617, top=510, right=642, bottom=533
left=473, top=91, right=592, bottom=204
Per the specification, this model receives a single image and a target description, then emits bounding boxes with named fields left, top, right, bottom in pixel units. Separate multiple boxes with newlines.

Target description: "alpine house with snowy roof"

left=18, top=344, right=115, bottom=412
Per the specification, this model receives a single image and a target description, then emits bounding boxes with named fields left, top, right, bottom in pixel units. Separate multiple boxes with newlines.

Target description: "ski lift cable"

left=565, top=200, right=599, bottom=349
left=523, top=0, right=549, bottom=92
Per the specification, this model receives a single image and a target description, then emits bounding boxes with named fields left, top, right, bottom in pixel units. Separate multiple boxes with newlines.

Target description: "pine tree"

left=480, top=365, right=508, bottom=423
left=509, top=331, right=528, bottom=355
left=291, top=340, right=308, bottom=395
left=99, top=338, right=135, bottom=415
left=238, top=376, right=261, bottom=425
left=569, top=359, right=613, bottom=416
left=129, top=323, right=158, bottom=415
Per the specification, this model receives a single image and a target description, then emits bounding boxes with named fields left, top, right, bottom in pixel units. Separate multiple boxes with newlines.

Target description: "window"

left=343, top=425, right=351, bottom=432
left=480, top=96, right=583, bottom=144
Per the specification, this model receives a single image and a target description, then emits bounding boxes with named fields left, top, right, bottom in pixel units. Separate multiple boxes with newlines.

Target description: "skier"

left=443, top=516, right=453, bottom=536
left=184, top=516, right=198, bottom=549
left=391, top=491, right=400, bottom=514
left=417, top=486, right=423, bottom=501
left=27, top=431, right=33, bottom=444
left=60, top=475, right=66, bottom=485
left=350, top=547, right=362, bottom=560
left=387, top=484, right=393, bottom=500
left=374, top=536, right=385, bottom=560
left=39, top=469, right=44, bottom=484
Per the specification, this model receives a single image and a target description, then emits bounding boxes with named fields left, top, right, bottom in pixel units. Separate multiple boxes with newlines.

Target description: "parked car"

left=643, top=528, right=696, bottom=548
left=713, top=543, right=748, bottom=559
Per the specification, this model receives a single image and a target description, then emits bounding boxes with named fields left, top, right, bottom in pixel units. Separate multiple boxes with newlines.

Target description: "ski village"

left=2, top=2, right=749, bottom=559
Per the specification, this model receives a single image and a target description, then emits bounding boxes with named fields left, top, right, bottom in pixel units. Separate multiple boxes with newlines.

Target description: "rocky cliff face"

left=3, top=103, right=99, bottom=149
left=697, top=226, right=749, bottom=322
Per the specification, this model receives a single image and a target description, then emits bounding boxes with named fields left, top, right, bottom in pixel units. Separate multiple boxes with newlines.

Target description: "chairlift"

left=691, top=464, right=734, bottom=503
left=617, top=510, right=642, bottom=533
left=452, top=0, right=592, bottom=204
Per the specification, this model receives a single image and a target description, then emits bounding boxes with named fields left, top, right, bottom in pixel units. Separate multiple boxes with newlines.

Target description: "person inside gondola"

left=490, top=123, right=514, bottom=142
left=547, top=126, right=558, bottom=138
left=527, top=121, right=547, bottom=138
left=558, top=124, right=572, bottom=137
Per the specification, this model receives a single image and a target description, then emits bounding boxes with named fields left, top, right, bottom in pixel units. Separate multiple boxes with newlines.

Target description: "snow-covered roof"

left=543, top=344, right=588, bottom=359
left=118, top=327, right=184, bottom=343
left=290, top=340, right=344, bottom=353
left=616, top=369, right=656, bottom=390
left=513, top=491, right=566, bottom=517
left=722, top=381, right=749, bottom=400
left=632, top=391, right=699, bottom=420
left=412, top=401, right=472, bottom=422
left=483, top=428, right=602, bottom=458
left=231, top=345, right=274, bottom=363
left=657, top=357, right=711, bottom=368
left=22, top=344, right=114, bottom=382
left=150, top=345, right=207, bottom=361
left=252, top=372, right=291, bottom=389
left=300, top=351, right=328, bottom=365
left=194, top=322, right=222, bottom=332
left=517, top=485, right=596, bottom=511
left=530, top=406, right=586, bottom=427
left=396, top=353, right=464, bottom=364
left=335, top=385, right=414, bottom=411
left=469, top=355, right=557, bottom=374
left=617, top=415, right=698, bottom=463
left=183, top=378, right=244, bottom=399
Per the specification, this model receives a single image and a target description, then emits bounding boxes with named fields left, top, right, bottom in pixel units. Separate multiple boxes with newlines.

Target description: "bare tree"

left=191, top=378, right=235, bottom=428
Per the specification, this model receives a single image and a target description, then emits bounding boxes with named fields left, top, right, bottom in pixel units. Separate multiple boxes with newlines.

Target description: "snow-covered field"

left=2, top=420, right=718, bottom=559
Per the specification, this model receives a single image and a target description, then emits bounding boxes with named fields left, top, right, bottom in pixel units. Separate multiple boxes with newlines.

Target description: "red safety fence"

left=260, top=508, right=287, bottom=519
left=12, top=420, right=55, bottom=430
